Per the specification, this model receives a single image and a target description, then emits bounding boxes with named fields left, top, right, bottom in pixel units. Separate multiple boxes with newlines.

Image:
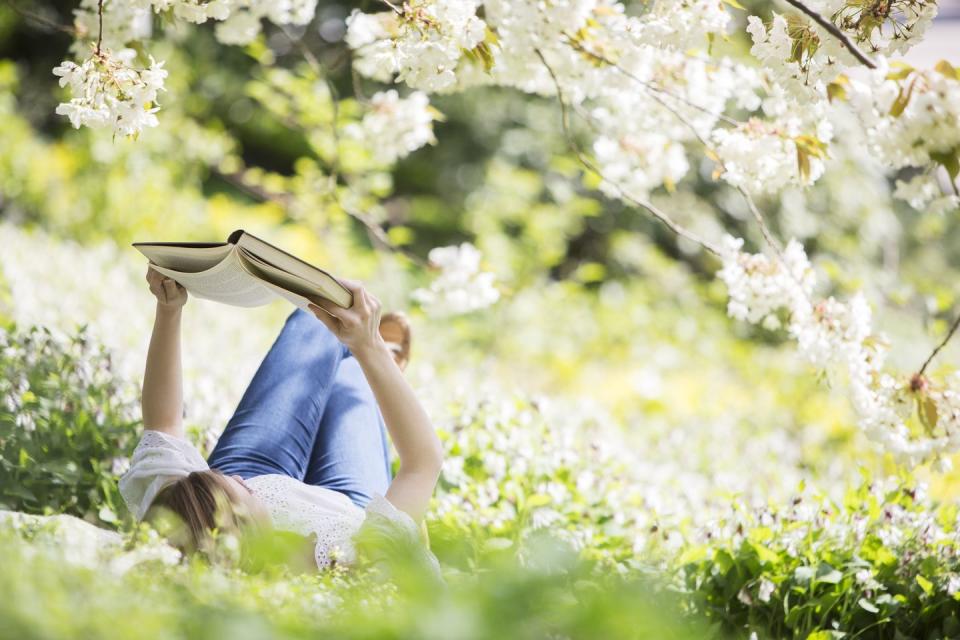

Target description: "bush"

left=678, top=479, right=960, bottom=639
left=0, top=324, right=140, bottom=526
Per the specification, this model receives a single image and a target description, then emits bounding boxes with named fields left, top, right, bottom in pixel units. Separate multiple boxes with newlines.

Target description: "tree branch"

left=96, top=0, right=104, bottom=55
left=780, top=0, right=877, bottom=69
left=535, top=48, right=722, bottom=257
left=916, top=312, right=960, bottom=378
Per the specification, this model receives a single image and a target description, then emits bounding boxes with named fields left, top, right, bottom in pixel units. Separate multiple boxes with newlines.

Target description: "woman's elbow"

left=422, top=439, right=444, bottom=477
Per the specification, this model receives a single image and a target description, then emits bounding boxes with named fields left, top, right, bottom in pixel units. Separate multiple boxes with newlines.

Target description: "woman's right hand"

left=308, top=280, right=386, bottom=355
left=146, top=267, right=188, bottom=308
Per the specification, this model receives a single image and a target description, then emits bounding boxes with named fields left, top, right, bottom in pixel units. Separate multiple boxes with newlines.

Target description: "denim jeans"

left=207, top=308, right=391, bottom=508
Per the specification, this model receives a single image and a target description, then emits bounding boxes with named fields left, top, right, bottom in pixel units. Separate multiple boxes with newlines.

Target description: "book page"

left=134, top=243, right=233, bottom=273
left=148, top=250, right=275, bottom=307
left=256, top=278, right=315, bottom=312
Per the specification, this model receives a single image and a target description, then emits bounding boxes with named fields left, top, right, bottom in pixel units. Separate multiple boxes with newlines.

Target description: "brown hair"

left=145, top=470, right=258, bottom=555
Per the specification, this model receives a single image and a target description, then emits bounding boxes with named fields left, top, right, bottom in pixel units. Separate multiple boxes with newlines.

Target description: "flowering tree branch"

left=535, top=48, right=722, bottom=256
left=780, top=0, right=877, bottom=69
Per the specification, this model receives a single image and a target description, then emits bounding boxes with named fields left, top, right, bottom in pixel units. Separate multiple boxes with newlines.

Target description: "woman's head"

left=145, top=469, right=270, bottom=554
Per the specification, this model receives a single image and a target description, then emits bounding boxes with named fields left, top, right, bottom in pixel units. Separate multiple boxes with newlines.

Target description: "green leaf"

left=815, top=563, right=842, bottom=584
left=827, top=78, right=848, bottom=103
left=934, top=59, right=959, bottom=81
left=931, top=150, right=960, bottom=181
left=722, top=0, right=745, bottom=9
left=524, top=493, right=552, bottom=508
left=916, top=574, right=934, bottom=595
left=917, top=393, right=939, bottom=434
left=677, top=545, right=708, bottom=566
left=885, top=62, right=915, bottom=81
left=889, top=78, right=917, bottom=117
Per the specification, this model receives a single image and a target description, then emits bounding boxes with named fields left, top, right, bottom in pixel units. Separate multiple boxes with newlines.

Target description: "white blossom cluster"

left=344, top=0, right=838, bottom=199
left=711, top=119, right=826, bottom=194
left=346, top=0, right=486, bottom=92
left=719, top=234, right=960, bottom=466
left=56, top=0, right=320, bottom=135
left=411, top=243, right=500, bottom=316
left=53, top=51, right=167, bottom=137
left=849, top=61, right=960, bottom=212
left=894, top=174, right=960, bottom=215
left=344, top=90, right=438, bottom=164
left=717, top=235, right=814, bottom=327
left=641, top=0, right=733, bottom=49
left=73, top=0, right=318, bottom=46
left=814, top=0, right=939, bottom=57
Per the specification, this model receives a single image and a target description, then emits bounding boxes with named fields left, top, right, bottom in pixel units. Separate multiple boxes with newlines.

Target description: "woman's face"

left=220, top=474, right=272, bottom=525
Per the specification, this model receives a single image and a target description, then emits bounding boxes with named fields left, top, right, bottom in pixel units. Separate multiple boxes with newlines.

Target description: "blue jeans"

left=207, top=309, right=391, bottom=508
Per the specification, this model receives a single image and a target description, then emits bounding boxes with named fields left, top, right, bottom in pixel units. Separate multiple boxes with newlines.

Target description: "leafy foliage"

left=0, top=325, right=139, bottom=526
left=679, top=480, right=960, bottom=638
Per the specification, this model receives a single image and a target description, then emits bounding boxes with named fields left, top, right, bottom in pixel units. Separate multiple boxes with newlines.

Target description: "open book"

left=133, top=230, right=353, bottom=310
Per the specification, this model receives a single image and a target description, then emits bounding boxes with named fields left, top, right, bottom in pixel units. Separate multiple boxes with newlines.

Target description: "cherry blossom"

left=344, top=90, right=439, bottom=164
left=53, top=50, right=167, bottom=137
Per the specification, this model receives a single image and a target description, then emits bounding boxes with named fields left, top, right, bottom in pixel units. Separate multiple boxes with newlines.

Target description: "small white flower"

left=758, top=577, right=775, bottom=603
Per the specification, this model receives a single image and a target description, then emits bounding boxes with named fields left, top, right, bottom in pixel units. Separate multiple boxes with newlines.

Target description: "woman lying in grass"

left=119, top=267, right=443, bottom=572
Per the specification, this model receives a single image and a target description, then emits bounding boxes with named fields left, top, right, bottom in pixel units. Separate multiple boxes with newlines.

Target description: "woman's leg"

left=207, top=308, right=346, bottom=479
left=302, top=353, right=392, bottom=508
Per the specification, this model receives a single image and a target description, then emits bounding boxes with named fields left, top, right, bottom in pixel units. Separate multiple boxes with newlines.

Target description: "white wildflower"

left=412, top=243, right=500, bottom=316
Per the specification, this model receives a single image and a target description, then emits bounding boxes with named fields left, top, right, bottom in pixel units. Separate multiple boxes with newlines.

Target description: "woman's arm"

left=141, top=267, right=189, bottom=439
left=309, top=284, right=443, bottom=522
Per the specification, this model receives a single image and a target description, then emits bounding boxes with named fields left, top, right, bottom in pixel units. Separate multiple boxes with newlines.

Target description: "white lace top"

left=119, top=430, right=439, bottom=574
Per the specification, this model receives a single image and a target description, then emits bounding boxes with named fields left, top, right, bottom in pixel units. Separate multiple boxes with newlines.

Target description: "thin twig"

left=277, top=27, right=406, bottom=264
left=96, top=0, right=104, bottom=55
left=555, top=42, right=809, bottom=295
left=916, top=312, right=960, bottom=378
left=279, top=26, right=343, bottom=175
left=6, top=1, right=77, bottom=35
left=214, top=168, right=426, bottom=267
left=535, top=48, right=721, bottom=256
left=565, top=38, right=742, bottom=128
left=738, top=187, right=785, bottom=254
left=781, top=0, right=877, bottom=69
left=376, top=0, right=403, bottom=15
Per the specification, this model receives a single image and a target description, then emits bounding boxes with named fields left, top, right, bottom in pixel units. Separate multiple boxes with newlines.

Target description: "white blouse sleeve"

left=118, top=430, right=210, bottom=521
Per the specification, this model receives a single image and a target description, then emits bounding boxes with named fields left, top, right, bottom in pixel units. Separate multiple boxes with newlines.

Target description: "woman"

left=119, top=267, right=443, bottom=572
